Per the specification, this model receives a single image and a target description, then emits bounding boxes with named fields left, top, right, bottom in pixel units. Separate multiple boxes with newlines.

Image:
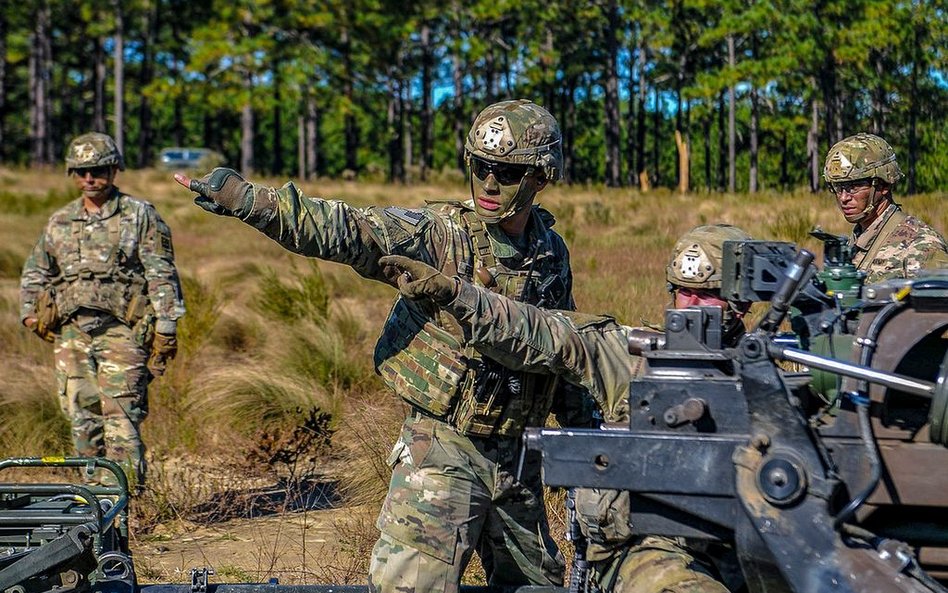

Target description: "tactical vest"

left=52, top=198, right=150, bottom=325
left=375, top=203, right=570, bottom=437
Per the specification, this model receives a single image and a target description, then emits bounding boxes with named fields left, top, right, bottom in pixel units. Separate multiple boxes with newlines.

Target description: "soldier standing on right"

left=823, top=133, right=948, bottom=283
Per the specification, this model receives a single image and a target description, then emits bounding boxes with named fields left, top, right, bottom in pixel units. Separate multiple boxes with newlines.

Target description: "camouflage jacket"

left=445, top=280, right=645, bottom=423
left=20, top=189, right=184, bottom=334
left=851, top=203, right=948, bottom=284
left=238, top=181, right=585, bottom=436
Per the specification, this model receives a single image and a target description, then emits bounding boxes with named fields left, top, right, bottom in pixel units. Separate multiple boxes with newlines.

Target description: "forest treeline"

left=3, top=0, right=946, bottom=192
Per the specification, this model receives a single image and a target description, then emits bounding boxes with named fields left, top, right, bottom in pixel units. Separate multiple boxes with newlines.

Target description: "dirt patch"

left=131, top=504, right=378, bottom=585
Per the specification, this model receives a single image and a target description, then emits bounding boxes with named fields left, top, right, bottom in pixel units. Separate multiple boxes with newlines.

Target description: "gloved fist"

left=379, top=255, right=458, bottom=305
left=147, top=333, right=178, bottom=378
left=179, top=168, right=254, bottom=217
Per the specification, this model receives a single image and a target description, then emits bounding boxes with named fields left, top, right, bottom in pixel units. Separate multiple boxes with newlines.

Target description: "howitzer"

left=524, top=243, right=948, bottom=593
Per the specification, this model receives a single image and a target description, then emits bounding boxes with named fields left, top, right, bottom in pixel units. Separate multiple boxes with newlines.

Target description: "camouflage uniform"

left=850, top=203, right=948, bottom=284
left=20, top=133, right=185, bottom=486
left=396, top=225, right=754, bottom=593
left=823, top=132, right=948, bottom=284
left=187, top=101, right=591, bottom=592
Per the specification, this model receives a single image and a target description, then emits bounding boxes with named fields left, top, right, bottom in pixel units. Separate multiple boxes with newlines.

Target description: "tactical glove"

left=188, top=168, right=255, bottom=217
left=30, top=290, right=60, bottom=343
left=379, top=255, right=459, bottom=305
left=147, top=333, right=178, bottom=378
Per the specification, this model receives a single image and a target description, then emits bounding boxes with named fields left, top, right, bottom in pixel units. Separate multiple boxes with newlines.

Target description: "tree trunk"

left=112, top=0, right=125, bottom=158
left=0, top=3, right=6, bottom=161
left=636, top=39, right=647, bottom=189
left=907, top=17, right=920, bottom=195
left=749, top=84, right=758, bottom=193
left=703, top=112, right=712, bottom=192
left=451, top=2, right=466, bottom=174
left=297, top=114, right=305, bottom=180
left=402, top=77, right=412, bottom=182
left=137, top=0, right=160, bottom=168
left=94, top=37, right=107, bottom=132
left=305, top=91, right=319, bottom=179
left=652, top=86, right=660, bottom=187
left=807, top=98, right=820, bottom=193
left=780, top=131, right=789, bottom=189
left=341, top=25, right=358, bottom=175
left=484, top=43, right=496, bottom=104
left=625, top=25, right=639, bottom=187
left=29, top=2, right=51, bottom=166
left=819, top=53, right=838, bottom=147
left=717, top=89, right=726, bottom=190
left=727, top=35, right=736, bottom=193
left=240, top=71, right=254, bottom=175
left=603, top=0, right=621, bottom=187
left=675, top=130, right=689, bottom=193
left=420, top=22, right=433, bottom=182
left=871, top=50, right=885, bottom=134
left=561, top=78, right=577, bottom=183
left=387, top=77, right=403, bottom=183
left=271, top=59, right=283, bottom=175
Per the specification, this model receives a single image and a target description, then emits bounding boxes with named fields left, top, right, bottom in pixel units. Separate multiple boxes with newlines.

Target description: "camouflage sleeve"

left=446, top=281, right=639, bottom=421
left=866, top=219, right=948, bottom=283
left=139, top=205, right=185, bottom=332
left=904, top=225, right=948, bottom=278
left=19, top=229, right=56, bottom=322
left=235, top=181, right=438, bottom=282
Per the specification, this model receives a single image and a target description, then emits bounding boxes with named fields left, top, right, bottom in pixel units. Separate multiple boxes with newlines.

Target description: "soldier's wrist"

left=155, top=319, right=177, bottom=335
left=444, top=279, right=476, bottom=317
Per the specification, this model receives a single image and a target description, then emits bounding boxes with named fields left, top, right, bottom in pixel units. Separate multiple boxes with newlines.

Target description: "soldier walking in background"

left=176, top=100, right=593, bottom=593
left=20, top=132, right=185, bottom=489
left=823, top=133, right=948, bottom=283
left=379, top=224, right=759, bottom=593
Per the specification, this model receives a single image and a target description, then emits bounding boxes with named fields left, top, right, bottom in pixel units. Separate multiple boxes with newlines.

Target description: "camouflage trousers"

left=368, top=414, right=564, bottom=593
left=591, top=536, right=730, bottom=593
left=54, top=317, right=150, bottom=487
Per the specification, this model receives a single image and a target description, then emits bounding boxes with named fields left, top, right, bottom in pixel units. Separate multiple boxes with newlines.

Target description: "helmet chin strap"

left=847, top=179, right=881, bottom=224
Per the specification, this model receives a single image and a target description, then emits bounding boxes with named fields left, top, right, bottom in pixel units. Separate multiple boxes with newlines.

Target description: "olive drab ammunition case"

left=374, top=202, right=571, bottom=437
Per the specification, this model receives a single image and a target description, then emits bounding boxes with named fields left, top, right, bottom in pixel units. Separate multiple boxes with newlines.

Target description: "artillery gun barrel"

left=769, top=343, right=935, bottom=398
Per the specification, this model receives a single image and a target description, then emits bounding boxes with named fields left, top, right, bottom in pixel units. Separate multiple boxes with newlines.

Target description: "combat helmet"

left=65, top=132, right=125, bottom=173
left=667, top=224, right=753, bottom=290
left=823, top=133, right=903, bottom=187
left=465, top=100, right=563, bottom=183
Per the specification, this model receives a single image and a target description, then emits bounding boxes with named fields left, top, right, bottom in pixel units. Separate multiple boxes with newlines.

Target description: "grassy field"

left=0, top=165, right=945, bottom=584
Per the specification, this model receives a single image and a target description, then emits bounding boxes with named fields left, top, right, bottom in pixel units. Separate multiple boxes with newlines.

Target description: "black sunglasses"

left=70, top=166, right=112, bottom=179
left=470, top=156, right=531, bottom=186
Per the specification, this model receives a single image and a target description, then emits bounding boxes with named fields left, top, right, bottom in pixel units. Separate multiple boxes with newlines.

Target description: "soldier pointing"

left=176, top=100, right=593, bottom=593
left=379, top=224, right=756, bottom=593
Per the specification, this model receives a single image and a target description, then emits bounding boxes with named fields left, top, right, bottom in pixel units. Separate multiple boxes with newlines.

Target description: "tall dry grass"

left=0, top=165, right=944, bottom=582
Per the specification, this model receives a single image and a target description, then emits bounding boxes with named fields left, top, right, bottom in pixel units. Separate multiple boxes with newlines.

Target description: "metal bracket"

left=189, top=567, right=214, bottom=593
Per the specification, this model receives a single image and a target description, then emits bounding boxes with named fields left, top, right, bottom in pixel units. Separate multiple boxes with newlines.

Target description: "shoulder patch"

left=384, top=206, right=427, bottom=226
